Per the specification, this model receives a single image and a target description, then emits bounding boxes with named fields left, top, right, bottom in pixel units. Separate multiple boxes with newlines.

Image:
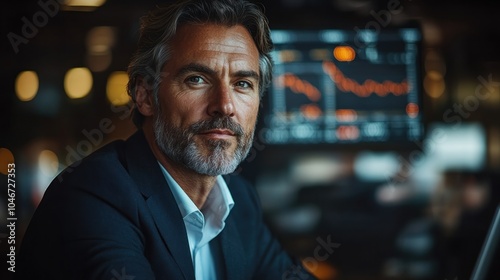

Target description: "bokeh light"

left=106, top=71, right=130, bottom=106
left=0, top=148, right=15, bottom=175
left=38, top=149, right=59, bottom=177
left=86, top=26, right=115, bottom=53
left=406, top=103, right=419, bottom=118
left=333, top=45, right=356, bottom=62
left=64, top=0, right=107, bottom=9
left=86, top=26, right=115, bottom=72
left=15, top=71, right=39, bottom=101
left=424, top=70, right=445, bottom=99
left=64, top=67, right=93, bottom=99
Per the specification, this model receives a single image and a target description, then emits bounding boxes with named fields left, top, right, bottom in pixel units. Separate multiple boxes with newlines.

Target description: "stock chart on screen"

left=260, top=26, right=423, bottom=145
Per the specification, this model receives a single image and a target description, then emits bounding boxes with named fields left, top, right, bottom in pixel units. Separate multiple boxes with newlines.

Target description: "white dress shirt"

left=158, top=162, right=234, bottom=280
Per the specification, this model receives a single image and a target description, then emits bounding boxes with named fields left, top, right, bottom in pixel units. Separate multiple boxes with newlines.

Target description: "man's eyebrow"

left=176, top=63, right=260, bottom=82
left=234, top=70, right=260, bottom=82
left=176, top=63, right=217, bottom=77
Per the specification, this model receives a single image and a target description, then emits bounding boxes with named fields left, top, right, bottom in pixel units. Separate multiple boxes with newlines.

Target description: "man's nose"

left=207, top=83, right=235, bottom=117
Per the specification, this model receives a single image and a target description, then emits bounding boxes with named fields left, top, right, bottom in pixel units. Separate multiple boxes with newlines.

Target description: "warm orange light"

left=333, top=46, right=356, bottom=62
left=406, top=103, right=419, bottom=118
left=336, top=125, right=360, bottom=140
left=64, top=67, right=93, bottom=99
left=0, top=148, right=15, bottom=175
left=63, top=0, right=107, bottom=11
left=15, top=71, right=39, bottom=101
left=336, top=109, right=358, bottom=122
left=106, top=71, right=130, bottom=106
left=300, top=104, right=322, bottom=119
left=302, top=260, right=338, bottom=280
left=424, top=70, right=445, bottom=98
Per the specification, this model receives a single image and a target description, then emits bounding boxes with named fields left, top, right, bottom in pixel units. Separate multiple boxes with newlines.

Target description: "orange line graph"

left=275, top=73, right=323, bottom=119
left=276, top=73, right=321, bottom=102
left=322, top=61, right=409, bottom=97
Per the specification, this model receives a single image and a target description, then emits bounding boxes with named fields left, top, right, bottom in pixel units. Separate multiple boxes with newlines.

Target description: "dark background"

left=2, top=0, right=500, bottom=279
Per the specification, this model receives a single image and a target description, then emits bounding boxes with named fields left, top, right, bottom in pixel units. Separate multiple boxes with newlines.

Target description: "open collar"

left=123, top=130, right=247, bottom=280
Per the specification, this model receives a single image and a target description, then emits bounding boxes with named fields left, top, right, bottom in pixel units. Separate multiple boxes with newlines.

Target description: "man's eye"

left=235, top=81, right=252, bottom=89
left=186, top=76, right=205, bottom=84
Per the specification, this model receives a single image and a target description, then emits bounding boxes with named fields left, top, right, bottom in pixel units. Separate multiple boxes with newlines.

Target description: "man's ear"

left=135, top=77, right=155, bottom=117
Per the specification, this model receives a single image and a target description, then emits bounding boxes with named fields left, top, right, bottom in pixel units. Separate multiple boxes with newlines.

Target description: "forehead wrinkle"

left=203, top=30, right=255, bottom=52
left=202, top=41, right=251, bottom=54
left=167, top=23, right=260, bottom=79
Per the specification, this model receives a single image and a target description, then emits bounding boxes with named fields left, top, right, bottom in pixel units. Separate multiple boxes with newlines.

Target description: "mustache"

left=189, top=116, right=244, bottom=136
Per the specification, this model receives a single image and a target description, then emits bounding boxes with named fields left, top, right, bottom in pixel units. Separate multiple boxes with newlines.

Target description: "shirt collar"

left=157, top=162, right=234, bottom=221
left=203, top=175, right=235, bottom=225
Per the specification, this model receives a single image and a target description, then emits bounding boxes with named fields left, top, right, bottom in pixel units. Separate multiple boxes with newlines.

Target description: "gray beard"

left=153, top=111, right=254, bottom=176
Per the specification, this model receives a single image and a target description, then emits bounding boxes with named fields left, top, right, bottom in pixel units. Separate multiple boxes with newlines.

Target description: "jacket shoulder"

left=54, top=139, right=128, bottom=185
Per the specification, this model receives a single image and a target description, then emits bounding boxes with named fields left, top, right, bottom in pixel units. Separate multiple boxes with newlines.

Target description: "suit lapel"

left=124, top=130, right=195, bottom=280
left=218, top=183, right=248, bottom=280
left=219, top=221, right=247, bottom=280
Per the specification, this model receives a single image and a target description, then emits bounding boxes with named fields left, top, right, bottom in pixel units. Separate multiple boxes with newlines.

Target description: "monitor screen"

left=259, top=26, right=424, bottom=145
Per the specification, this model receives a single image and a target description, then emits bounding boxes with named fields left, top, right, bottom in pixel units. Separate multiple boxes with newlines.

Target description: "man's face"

left=153, top=23, right=261, bottom=176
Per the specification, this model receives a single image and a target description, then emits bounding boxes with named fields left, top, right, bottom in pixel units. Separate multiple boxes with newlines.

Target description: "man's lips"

left=199, top=129, right=236, bottom=137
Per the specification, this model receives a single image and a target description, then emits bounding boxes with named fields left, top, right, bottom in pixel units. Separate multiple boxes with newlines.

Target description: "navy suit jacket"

left=16, top=130, right=314, bottom=280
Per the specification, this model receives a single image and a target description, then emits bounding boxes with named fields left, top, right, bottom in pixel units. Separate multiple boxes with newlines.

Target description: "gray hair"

left=127, top=0, right=274, bottom=127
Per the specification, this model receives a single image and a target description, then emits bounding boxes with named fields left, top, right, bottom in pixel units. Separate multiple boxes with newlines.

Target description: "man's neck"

left=143, top=126, right=216, bottom=209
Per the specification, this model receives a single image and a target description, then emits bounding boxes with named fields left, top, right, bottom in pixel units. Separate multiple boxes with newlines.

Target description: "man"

left=16, top=0, right=316, bottom=279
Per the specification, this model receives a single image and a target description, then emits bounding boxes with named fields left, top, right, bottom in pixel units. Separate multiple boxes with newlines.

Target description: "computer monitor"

left=259, top=25, right=424, bottom=147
